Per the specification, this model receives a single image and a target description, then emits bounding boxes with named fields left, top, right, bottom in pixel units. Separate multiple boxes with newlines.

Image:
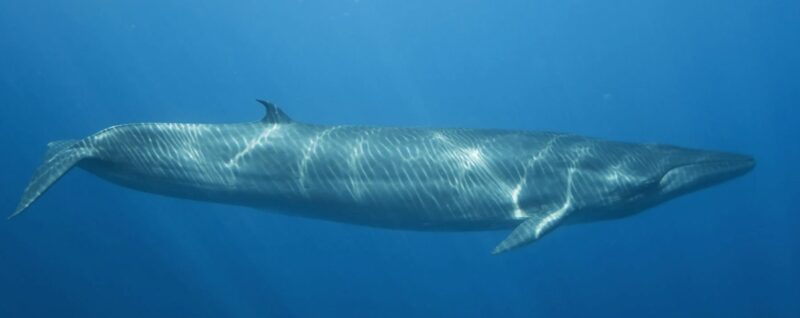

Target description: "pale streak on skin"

left=432, top=131, right=519, bottom=222
left=519, top=140, right=585, bottom=234
left=347, top=131, right=370, bottom=201
left=511, top=182, right=526, bottom=219
left=537, top=145, right=590, bottom=231
left=605, top=163, right=640, bottom=184
left=180, top=124, right=211, bottom=163
left=534, top=167, right=576, bottom=238
left=511, top=135, right=564, bottom=220
left=432, top=132, right=489, bottom=188
left=226, top=124, right=280, bottom=168
left=298, top=126, right=341, bottom=196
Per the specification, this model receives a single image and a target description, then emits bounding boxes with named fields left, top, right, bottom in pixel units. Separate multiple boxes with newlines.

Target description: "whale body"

left=12, top=101, right=755, bottom=253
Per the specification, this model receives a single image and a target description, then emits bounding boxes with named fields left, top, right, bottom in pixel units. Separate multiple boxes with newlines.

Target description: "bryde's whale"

left=11, top=101, right=755, bottom=254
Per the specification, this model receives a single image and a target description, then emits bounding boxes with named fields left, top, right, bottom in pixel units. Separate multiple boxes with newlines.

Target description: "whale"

left=11, top=101, right=755, bottom=254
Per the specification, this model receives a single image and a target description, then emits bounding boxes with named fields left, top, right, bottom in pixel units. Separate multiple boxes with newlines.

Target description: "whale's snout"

left=707, top=153, right=756, bottom=176
left=658, top=150, right=755, bottom=195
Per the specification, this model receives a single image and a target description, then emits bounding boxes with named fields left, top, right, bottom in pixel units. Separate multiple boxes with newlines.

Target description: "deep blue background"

left=1, top=0, right=797, bottom=317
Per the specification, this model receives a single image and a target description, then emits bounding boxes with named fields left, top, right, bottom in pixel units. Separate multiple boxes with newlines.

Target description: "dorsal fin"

left=256, top=99, right=293, bottom=124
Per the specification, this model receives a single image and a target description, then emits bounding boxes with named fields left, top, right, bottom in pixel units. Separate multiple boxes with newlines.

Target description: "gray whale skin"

left=12, top=101, right=755, bottom=254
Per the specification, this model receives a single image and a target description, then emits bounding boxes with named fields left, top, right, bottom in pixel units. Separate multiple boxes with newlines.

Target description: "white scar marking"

left=432, top=132, right=448, bottom=142
left=226, top=124, right=280, bottom=167
left=463, top=148, right=485, bottom=169
left=511, top=181, right=526, bottom=219
left=510, top=136, right=569, bottom=220
left=347, top=134, right=368, bottom=200
left=431, top=132, right=517, bottom=211
left=535, top=196, right=571, bottom=238
left=180, top=124, right=210, bottom=163
left=299, top=126, right=340, bottom=194
left=534, top=167, right=576, bottom=238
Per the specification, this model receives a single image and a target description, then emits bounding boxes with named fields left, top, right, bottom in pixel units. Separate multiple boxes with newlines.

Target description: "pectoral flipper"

left=492, top=205, right=571, bottom=255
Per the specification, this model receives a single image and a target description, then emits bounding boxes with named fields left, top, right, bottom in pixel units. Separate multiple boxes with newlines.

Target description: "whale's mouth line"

left=659, top=157, right=756, bottom=188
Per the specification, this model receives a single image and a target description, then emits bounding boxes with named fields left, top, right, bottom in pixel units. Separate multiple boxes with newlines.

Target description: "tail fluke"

left=9, top=140, right=90, bottom=219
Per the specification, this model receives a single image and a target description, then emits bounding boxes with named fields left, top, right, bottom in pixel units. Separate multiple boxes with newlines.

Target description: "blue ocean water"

left=1, top=0, right=797, bottom=317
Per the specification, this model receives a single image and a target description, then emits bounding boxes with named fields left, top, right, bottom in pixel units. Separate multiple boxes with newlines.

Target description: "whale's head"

left=578, top=144, right=755, bottom=222
left=652, top=147, right=755, bottom=201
